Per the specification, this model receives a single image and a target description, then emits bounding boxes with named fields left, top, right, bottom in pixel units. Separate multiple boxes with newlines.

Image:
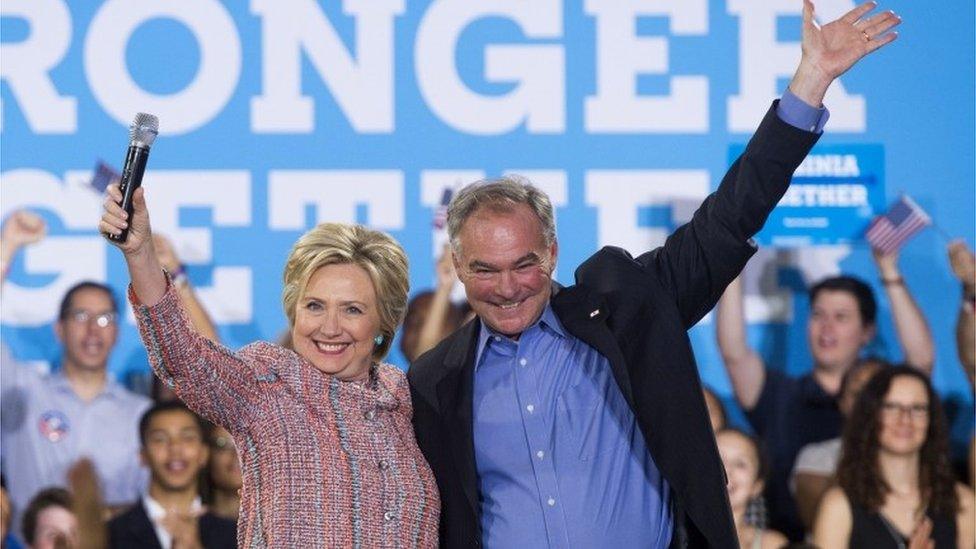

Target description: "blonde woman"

left=100, top=185, right=439, bottom=547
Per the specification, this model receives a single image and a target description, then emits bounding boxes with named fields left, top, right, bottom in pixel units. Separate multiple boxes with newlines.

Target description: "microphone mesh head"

left=129, top=113, right=159, bottom=147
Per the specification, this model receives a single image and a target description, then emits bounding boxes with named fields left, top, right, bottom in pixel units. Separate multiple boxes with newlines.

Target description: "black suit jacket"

left=107, top=500, right=237, bottom=549
left=408, top=102, right=819, bottom=548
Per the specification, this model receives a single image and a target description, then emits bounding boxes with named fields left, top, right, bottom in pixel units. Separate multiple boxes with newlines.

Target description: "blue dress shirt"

left=473, top=305, right=673, bottom=548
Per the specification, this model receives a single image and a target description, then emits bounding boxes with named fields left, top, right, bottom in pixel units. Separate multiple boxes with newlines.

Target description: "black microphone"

left=108, top=112, right=159, bottom=243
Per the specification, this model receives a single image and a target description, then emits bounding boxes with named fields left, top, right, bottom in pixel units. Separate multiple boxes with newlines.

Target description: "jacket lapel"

left=435, top=319, right=481, bottom=522
left=550, top=285, right=635, bottom=410
left=129, top=501, right=164, bottom=549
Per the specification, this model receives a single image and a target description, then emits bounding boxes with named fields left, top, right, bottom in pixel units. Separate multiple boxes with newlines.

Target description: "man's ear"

left=547, top=240, right=559, bottom=274
left=452, top=249, right=463, bottom=278
left=54, top=320, right=64, bottom=343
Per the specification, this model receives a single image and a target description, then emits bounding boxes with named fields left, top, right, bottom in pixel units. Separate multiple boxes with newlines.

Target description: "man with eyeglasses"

left=1, top=210, right=151, bottom=540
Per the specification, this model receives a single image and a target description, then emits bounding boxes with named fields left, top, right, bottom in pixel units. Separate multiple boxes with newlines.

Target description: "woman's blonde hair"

left=282, top=223, right=409, bottom=361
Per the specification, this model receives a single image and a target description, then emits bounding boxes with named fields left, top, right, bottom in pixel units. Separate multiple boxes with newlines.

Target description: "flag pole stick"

left=928, top=220, right=953, bottom=244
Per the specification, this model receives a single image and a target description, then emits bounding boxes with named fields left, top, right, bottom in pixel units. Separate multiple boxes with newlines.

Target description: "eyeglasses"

left=66, top=310, right=117, bottom=328
left=881, top=402, right=929, bottom=421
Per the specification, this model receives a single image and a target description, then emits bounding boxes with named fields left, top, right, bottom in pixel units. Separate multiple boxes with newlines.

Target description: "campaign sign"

left=727, top=144, right=886, bottom=247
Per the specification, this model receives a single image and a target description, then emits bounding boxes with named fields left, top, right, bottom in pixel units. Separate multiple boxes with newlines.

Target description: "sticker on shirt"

left=38, top=410, right=70, bottom=442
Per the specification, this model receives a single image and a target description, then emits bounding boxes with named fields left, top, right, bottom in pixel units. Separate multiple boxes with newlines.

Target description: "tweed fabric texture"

left=131, top=280, right=439, bottom=548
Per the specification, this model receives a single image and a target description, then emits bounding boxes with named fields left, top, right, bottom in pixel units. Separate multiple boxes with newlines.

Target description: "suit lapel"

left=551, top=285, right=635, bottom=410
left=129, top=501, right=164, bottom=549
left=435, top=320, right=481, bottom=521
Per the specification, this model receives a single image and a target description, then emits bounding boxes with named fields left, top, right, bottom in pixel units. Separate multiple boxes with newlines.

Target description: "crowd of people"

left=1, top=2, right=974, bottom=548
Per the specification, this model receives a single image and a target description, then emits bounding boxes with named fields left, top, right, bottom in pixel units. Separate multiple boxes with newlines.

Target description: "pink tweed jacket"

left=131, top=281, right=439, bottom=548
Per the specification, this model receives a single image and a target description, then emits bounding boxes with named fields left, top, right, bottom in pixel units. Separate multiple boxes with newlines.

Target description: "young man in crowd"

left=1, top=211, right=151, bottom=537
left=108, top=401, right=236, bottom=548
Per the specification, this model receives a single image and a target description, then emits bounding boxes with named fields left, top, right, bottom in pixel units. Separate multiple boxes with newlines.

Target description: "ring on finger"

left=861, top=30, right=871, bottom=41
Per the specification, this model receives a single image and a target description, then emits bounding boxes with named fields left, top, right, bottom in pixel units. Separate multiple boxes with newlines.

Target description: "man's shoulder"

left=107, top=500, right=148, bottom=529
left=573, top=245, right=663, bottom=295
left=200, top=512, right=238, bottom=535
left=408, top=327, right=467, bottom=383
left=107, top=380, right=153, bottom=412
left=106, top=501, right=156, bottom=547
left=407, top=319, right=478, bottom=391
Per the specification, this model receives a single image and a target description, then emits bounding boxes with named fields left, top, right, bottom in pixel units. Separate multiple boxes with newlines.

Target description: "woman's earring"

left=374, top=334, right=384, bottom=346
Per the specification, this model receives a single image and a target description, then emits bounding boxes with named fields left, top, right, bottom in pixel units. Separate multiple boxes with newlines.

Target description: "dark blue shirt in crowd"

left=747, top=370, right=842, bottom=540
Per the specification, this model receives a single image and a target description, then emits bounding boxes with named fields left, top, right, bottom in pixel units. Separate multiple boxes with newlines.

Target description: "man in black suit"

left=408, top=2, right=901, bottom=547
left=108, top=401, right=236, bottom=549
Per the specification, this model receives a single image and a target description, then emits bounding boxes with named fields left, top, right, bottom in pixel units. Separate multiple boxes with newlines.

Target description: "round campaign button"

left=38, top=410, right=70, bottom=443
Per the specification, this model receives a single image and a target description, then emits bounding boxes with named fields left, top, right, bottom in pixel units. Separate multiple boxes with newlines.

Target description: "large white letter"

left=140, top=171, right=253, bottom=323
left=585, top=0, right=708, bottom=133
left=0, top=0, right=75, bottom=133
left=251, top=0, right=404, bottom=133
left=0, top=170, right=104, bottom=325
left=585, top=170, right=709, bottom=255
left=85, top=0, right=241, bottom=135
left=415, top=0, right=564, bottom=134
left=268, top=170, right=404, bottom=230
left=728, top=0, right=864, bottom=132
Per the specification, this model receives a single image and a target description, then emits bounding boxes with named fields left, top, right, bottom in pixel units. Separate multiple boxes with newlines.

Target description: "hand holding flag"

left=865, top=195, right=931, bottom=253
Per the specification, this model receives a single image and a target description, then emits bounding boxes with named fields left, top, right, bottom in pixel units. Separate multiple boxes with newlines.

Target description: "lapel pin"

left=589, top=309, right=600, bottom=318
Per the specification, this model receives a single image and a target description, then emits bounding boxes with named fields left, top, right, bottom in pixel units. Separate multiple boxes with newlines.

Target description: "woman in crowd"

left=99, top=185, right=439, bottom=547
left=716, top=428, right=787, bottom=549
left=813, top=366, right=974, bottom=548
left=206, top=424, right=242, bottom=521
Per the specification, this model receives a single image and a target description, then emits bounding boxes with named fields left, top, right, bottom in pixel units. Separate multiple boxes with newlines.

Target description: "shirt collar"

left=474, top=303, right=566, bottom=370
left=51, top=369, right=124, bottom=401
left=142, top=493, right=203, bottom=521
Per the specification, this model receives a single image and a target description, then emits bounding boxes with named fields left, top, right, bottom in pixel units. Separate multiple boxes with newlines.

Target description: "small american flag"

left=89, top=160, right=121, bottom=193
left=865, top=195, right=931, bottom=253
left=433, top=188, right=453, bottom=229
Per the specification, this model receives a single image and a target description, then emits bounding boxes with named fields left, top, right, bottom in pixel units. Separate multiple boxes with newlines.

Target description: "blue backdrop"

left=2, top=1, right=973, bottom=443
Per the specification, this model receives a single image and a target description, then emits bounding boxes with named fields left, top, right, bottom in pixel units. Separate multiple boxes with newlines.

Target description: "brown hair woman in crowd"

left=813, top=366, right=974, bottom=548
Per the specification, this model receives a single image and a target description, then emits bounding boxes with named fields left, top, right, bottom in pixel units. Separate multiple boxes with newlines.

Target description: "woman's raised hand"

left=99, top=184, right=153, bottom=256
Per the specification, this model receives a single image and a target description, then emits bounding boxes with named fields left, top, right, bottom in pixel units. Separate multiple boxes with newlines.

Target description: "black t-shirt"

left=850, top=503, right=956, bottom=549
left=746, top=370, right=843, bottom=540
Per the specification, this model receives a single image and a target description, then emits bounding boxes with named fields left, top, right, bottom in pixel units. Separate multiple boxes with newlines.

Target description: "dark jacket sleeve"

left=633, top=101, right=819, bottom=328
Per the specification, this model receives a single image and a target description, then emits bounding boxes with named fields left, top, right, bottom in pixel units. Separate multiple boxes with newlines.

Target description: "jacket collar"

left=435, top=318, right=482, bottom=520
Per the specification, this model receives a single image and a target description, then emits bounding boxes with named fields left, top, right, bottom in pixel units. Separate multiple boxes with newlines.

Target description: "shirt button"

left=519, top=358, right=527, bottom=367
left=493, top=336, right=502, bottom=342
left=547, top=497, right=556, bottom=506
left=536, top=450, right=544, bottom=460
left=384, top=511, right=395, bottom=521
left=379, top=460, right=389, bottom=470
left=364, top=410, right=376, bottom=421
left=526, top=404, right=534, bottom=413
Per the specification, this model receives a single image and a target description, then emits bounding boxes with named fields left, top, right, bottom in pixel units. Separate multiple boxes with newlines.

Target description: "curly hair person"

left=835, top=365, right=958, bottom=516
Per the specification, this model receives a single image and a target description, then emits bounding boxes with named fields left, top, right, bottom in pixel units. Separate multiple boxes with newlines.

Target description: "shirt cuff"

left=777, top=88, right=830, bottom=134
